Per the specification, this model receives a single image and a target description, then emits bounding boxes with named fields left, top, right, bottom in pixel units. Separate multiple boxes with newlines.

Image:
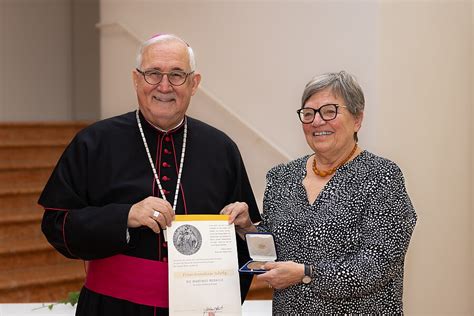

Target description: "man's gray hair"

left=301, top=71, right=365, bottom=117
left=135, top=34, right=196, bottom=71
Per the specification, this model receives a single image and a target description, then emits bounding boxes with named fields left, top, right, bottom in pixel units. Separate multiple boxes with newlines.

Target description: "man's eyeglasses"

left=136, top=68, right=194, bottom=86
left=296, top=104, right=346, bottom=123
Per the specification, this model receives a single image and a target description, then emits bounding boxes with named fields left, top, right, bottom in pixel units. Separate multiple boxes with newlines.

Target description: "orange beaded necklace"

left=312, top=143, right=358, bottom=177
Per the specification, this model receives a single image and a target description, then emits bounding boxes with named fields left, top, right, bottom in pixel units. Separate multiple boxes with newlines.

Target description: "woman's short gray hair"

left=301, top=71, right=365, bottom=117
left=135, top=34, right=196, bottom=71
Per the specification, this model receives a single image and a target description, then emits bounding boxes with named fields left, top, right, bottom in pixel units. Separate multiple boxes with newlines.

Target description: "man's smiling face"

left=133, top=39, right=201, bottom=130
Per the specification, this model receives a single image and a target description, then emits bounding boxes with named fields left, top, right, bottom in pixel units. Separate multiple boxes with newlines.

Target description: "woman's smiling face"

left=302, top=88, right=363, bottom=158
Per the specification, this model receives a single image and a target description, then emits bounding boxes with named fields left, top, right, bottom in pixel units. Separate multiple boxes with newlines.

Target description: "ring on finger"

left=153, top=210, right=160, bottom=218
left=268, top=282, right=272, bottom=289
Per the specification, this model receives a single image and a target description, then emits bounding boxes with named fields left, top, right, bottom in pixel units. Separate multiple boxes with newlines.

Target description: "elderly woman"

left=223, top=71, right=417, bottom=314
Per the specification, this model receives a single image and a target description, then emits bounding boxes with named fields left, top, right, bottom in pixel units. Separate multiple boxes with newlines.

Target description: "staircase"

left=0, top=122, right=89, bottom=302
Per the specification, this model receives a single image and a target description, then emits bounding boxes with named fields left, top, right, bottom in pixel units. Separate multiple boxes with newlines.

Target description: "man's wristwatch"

left=302, top=264, right=312, bottom=284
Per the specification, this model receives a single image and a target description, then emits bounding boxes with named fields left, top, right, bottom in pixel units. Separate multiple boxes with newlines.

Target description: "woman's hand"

left=256, top=261, right=305, bottom=290
left=220, top=201, right=257, bottom=238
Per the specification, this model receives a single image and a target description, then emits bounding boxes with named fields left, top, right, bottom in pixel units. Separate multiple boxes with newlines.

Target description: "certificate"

left=168, top=215, right=242, bottom=316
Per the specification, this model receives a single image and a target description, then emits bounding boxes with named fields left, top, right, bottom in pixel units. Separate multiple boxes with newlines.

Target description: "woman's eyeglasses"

left=296, top=104, right=346, bottom=123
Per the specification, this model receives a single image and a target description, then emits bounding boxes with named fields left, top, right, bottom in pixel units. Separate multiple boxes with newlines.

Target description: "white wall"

left=0, top=0, right=73, bottom=120
left=0, top=0, right=100, bottom=121
left=471, top=0, right=474, bottom=310
left=100, top=0, right=378, bottom=158
left=376, top=1, right=472, bottom=314
left=99, top=1, right=473, bottom=314
left=72, top=0, right=100, bottom=120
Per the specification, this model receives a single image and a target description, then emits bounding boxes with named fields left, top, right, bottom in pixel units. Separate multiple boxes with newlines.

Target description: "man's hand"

left=128, top=196, right=174, bottom=234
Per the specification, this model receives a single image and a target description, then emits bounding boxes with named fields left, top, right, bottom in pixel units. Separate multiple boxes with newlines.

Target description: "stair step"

left=0, top=236, right=50, bottom=255
left=0, top=122, right=88, bottom=147
left=0, top=168, right=51, bottom=195
left=0, top=217, right=43, bottom=241
left=0, top=279, right=84, bottom=303
left=0, top=145, right=65, bottom=170
left=0, top=279, right=84, bottom=304
left=0, top=262, right=85, bottom=289
left=0, top=204, right=43, bottom=225
left=0, top=192, right=41, bottom=211
left=0, top=261, right=85, bottom=303
left=0, top=237, right=68, bottom=271
left=0, top=192, right=45, bottom=240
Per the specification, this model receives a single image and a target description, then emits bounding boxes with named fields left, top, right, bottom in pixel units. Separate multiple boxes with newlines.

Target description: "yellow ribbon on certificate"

left=174, top=214, right=229, bottom=221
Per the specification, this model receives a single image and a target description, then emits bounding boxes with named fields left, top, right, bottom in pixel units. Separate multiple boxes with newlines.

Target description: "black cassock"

left=39, top=111, right=261, bottom=316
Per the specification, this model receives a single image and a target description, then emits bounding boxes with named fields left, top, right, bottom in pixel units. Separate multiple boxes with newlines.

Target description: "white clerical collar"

left=145, top=117, right=185, bottom=133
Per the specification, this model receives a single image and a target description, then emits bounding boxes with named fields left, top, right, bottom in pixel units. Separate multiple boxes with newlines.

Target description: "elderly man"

left=39, top=34, right=261, bottom=316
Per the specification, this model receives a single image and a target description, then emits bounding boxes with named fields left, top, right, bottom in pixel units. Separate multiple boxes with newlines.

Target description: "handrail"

left=95, top=21, right=142, bottom=44
left=196, top=85, right=292, bottom=161
left=96, top=21, right=292, bottom=161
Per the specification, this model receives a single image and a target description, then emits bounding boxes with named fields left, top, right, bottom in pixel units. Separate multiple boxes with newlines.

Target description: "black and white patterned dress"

left=258, top=150, right=417, bottom=315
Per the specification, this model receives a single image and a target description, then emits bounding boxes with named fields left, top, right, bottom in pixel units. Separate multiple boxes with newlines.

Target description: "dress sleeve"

left=39, top=133, right=133, bottom=260
left=310, top=164, right=417, bottom=299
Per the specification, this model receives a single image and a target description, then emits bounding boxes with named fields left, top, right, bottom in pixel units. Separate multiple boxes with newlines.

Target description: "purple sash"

left=85, top=254, right=168, bottom=307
